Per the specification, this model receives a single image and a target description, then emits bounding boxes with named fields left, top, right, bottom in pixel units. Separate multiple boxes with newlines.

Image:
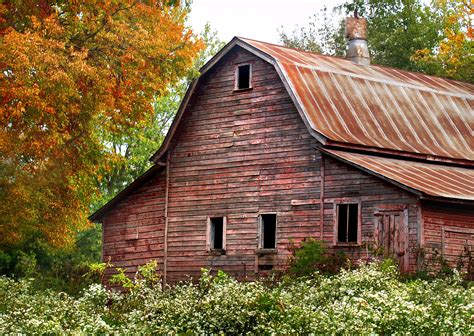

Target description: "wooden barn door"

left=374, top=206, right=409, bottom=272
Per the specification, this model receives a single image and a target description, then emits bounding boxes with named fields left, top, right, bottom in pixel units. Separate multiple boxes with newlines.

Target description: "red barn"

left=91, top=21, right=473, bottom=283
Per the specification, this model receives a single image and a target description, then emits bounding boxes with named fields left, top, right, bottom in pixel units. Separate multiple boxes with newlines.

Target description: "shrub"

left=0, top=225, right=102, bottom=294
left=287, top=238, right=348, bottom=276
left=1, top=262, right=472, bottom=334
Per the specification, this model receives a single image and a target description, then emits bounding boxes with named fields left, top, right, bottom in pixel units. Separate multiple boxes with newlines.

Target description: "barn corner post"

left=163, top=150, right=171, bottom=288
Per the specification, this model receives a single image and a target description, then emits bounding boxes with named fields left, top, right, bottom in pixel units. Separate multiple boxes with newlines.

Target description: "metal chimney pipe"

left=345, top=16, right=370, bottom=65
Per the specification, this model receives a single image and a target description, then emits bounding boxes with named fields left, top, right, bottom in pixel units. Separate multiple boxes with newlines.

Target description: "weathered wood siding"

left=165, top=47, right=321, bottom=281
left=102, top=169, right=167, bottom=279
left=421, top=201, right=473, bottom=274
left=163, top=46, right=421, bottom=281
left=101, top=46, right=424, bottom=281
left=322, top=157, right=420, bottom=271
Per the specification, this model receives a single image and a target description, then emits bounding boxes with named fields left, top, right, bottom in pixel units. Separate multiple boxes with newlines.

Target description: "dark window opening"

left=210, top=217, right=224, bottom=249
left=261, top=214, right=276, bottom=249
left=259, top=264, right=273, bottom=271
left=237, top=64, right=251, bottom=89
left=337, top=204, right=358, bottom=243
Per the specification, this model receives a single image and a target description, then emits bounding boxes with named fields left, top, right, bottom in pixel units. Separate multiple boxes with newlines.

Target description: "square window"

left=336, top=204, right=359, bottom=243
left=235, top=64, right=251, bottom=90
left=259, top=214, right=277, bottom=249
left=208, top=217, right=226, bottom=250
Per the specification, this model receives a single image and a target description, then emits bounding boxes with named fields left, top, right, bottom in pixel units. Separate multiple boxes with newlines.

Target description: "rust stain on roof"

left=324, top=149, right=474, bottom=201
left=241, top=38, right=474, bottom=161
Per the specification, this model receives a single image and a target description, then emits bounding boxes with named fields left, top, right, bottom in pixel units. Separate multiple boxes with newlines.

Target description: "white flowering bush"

left=0, top=262, right=472, bottom=334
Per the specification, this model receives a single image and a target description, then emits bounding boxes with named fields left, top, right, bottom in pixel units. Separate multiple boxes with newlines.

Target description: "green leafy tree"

left=279, top=1, right=448, bottom=74
left=358, top=0, right=447, bottom=72
left=412, top=0, right=473, bottom=83
left=279, top=6, right=346, bottom=56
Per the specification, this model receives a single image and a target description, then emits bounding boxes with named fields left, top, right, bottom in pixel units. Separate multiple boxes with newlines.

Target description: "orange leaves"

left=412, top=0, right=473, bottom=82
left=0, top=0, right=202, bottom=248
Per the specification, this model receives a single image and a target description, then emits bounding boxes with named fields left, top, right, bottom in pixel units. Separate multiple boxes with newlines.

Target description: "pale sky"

left=188, top=0, right=346, bottom=44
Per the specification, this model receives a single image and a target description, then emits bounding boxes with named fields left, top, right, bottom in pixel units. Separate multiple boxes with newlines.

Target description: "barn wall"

left=163, top=46, right=420, bottom=282
left=165, top=47, right=321, bottom=281
left=101, top=46, right=425, bottom=282
left=322, top=157, right=420, bottom=271
left=421, top=201, right=473, bottom=274
left=102, top=169, right=167, bottom=279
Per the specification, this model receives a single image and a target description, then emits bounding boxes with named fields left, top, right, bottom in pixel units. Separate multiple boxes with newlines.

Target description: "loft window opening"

left=236, top=64, right=251, bottom=90
left=260, top=214, right=277, bottom=249
left=337, top=204, right=359, bottom=243
left=209, top=217, right=225, bottom=250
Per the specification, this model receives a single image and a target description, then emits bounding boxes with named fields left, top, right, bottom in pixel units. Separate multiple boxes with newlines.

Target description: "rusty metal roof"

left=324, top=148, right=474, bottom=201
left=241, top=38, right=474, bottom=161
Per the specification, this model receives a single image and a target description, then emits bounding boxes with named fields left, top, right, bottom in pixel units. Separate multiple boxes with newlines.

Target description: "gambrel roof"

left=152, top=37, right=473, bottom=195
left=230, top=38, right=474, bottom=162
left=153, top=37, right=473, bottom=164
left=90, top=37, right=474, bottom=221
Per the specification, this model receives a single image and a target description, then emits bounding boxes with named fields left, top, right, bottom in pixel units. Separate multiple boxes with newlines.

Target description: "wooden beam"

left=163, top=151, right=170, bottom=288
left=320, top=154, right=325, bottom=240
left=291, top=199, right=321, bottom=206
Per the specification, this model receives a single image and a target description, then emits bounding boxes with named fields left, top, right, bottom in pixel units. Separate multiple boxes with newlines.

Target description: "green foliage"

left=279, top=6, right=346, bottom=56
left=359, top=0, right=446, bottom=73
left=13, top=252, right=37, bottom=279
left=279, top=0, right=453, bottom=75
left=1, top=262, right=472, bottom=334
left=110, top=260, right=161, bottom=290
left=287, top=238, right=348, bottom=277
left=0, top=224, right=102, bottom=294
left=110, top=268, right=134, bottom=289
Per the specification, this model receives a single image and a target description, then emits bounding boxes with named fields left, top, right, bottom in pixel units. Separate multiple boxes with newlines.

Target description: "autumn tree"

left=0, top=0, right=203, bottom=248
left=412, top=0, right=473, bottom=82
left=93, top=23, right=225, bottom=208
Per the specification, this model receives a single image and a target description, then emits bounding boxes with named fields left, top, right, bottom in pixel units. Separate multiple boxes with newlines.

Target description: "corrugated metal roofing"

left=324, top=149, right=474, bottom=201
left=241, top=38, right=474, bottom=161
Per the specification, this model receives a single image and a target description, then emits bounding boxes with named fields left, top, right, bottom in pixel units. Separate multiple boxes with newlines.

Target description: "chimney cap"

left=345, top=16, right=370, bottom=65
left=345, top=16, right=367, bottom=41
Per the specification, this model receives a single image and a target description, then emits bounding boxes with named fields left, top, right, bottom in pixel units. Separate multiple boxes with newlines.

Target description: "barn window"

left=336, top=204, right=359, bottom=243
left=235, top=64, right=252, bottom=90
left=259, top=214, right=277, bottom=249
left=208, top=216, right=226, bottom=251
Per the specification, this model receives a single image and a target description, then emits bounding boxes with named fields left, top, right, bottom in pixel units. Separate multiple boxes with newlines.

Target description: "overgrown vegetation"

left=1, top=262, right=472, bottom=334
left=0, top=225, right=102, bottom=294
left=287, top=238, right=348, bottom=277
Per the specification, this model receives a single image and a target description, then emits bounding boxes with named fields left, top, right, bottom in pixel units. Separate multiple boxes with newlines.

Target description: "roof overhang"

left=89, top=164, right=164, bottom=222
left=322, top=148, right=474, bottom=203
